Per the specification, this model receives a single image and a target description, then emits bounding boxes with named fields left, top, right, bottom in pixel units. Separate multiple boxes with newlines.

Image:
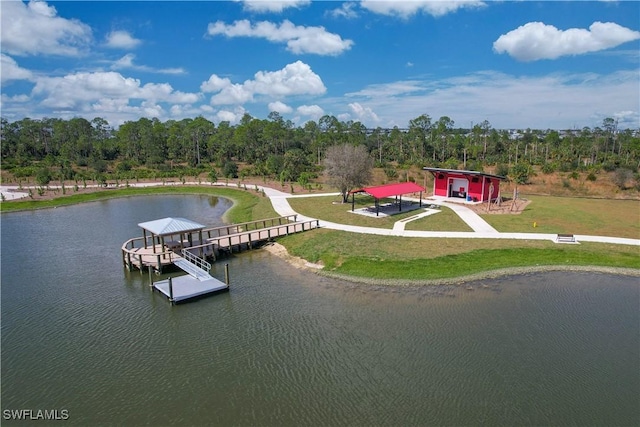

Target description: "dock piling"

left=168, top=277, right=174, bottom=303
left=224, top=263, right=230, bottom=286
left=148, top=266, right=154, bottom=287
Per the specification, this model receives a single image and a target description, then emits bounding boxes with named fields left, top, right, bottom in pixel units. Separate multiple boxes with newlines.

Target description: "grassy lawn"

left=278, top=229, right=640, bottom=280
left=404, top=207, right=473, bottom=231
left=481, top=195, right=640, bottom=239
left=288, top=195, right=471, bottom=231
left=0, top=186, right=279, bottom=223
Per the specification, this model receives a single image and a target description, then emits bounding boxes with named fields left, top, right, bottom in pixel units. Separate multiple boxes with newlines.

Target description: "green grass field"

left=280, top=193, right=640, bottom=280
left=480, top=195, right=640, bottom=239
left=288, top=195, right=472, bottom=231
left=278, top=229, right=639, bottom=279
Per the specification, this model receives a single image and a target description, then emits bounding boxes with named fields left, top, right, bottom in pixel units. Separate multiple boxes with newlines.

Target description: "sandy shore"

left=263, top=242, right=640, bottom=286
left=262, top=242, right=325, bottom=270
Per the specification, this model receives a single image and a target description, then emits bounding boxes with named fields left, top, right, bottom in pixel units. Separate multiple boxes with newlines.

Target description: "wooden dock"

left=122, top=215, right=320, bottom=273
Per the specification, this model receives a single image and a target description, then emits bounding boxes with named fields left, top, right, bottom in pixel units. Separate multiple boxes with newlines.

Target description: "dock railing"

left=201, top=218, right=320, bottom=258
left=201, top=215, right=298, bottom=238
left=181, top=249, right=211, bottom=273
left=122, top=215, right=317, bottom=271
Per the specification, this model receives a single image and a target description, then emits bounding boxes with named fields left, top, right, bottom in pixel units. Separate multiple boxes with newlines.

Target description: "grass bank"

left=0, top=185, right=278, bottom=223
left=279, top=194, right=639, bottom=281
left=278, top=229, right=640, bottom=280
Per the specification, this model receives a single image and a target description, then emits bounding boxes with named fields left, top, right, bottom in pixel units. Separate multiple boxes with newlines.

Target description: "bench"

left=556, top=234, right=576, bottom=243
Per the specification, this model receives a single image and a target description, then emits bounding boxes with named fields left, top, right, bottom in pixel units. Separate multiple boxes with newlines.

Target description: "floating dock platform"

left=153, top=275, right=228, bottom=303
left=152, top=249, right=229, bottom=304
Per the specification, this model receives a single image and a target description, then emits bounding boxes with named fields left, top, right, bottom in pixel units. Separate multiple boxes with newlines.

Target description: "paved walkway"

left=262, top=186, right=639, bottom=246
left=2, top=182, right=639, bottom=246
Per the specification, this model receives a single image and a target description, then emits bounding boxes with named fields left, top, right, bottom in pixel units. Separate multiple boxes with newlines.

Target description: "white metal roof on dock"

left=138, top=217, right=205, bottom=236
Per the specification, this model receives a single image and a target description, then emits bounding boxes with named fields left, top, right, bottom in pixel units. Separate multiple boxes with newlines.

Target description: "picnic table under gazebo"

left=349, top=182, right=425, bottom=217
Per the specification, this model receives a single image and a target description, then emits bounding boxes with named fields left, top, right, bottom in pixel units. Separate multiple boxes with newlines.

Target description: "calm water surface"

left=1, top=196, right=639, bottom=426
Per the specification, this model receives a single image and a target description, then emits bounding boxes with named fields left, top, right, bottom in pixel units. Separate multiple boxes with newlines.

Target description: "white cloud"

left=296, top=104, right=324, bottom=119
left=211, top=83, right=254, bottom=105
left=268, top=101, right=293, bottom=114
left=360, top=0, right=485, bottom=18
left=105, top=30, right=142, bottom=49
left=329, top=2, right=359, bottom=19
left=207, top=19, right=353, bottom=55
left=111, top=53, right=186, bottom=74
left=237, top=0, right=311, bottom=13
left=494, top=21, right=640, bottom=62
left=0, top=0, right=92, bottom=56
left=201, top=74, right=232, bottom=92
left=216, top=106, right=247, bottom=124
left=248, top=61, right=326, bottom=96
left=31, top=71, right=200, bottom=109
left=207, top=61, right=326, bottom=105
left=337, top=113, right=351, bottom=122
left=347, top=80, right=426, bottom=98
left=343, top=70, right=640, bottom=129
left=349, top=102, right=380, bottom=122
left=1, top=54, right=33, bottom=84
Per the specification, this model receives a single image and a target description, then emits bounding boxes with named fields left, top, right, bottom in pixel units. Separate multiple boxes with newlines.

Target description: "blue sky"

left=1, top=0, right=639, bottom=130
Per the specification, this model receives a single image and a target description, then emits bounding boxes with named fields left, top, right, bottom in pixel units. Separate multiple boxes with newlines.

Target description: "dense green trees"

left=1, top=114, right=638, bottom=189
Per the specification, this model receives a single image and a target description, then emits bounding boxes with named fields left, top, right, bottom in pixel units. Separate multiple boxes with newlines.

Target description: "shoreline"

left=263, top=242, right=640, bottom=286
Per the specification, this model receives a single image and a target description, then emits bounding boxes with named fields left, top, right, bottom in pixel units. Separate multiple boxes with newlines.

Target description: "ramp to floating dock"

left=173, top=258, right=211, bottom=281
left=153, top=275, right=228, bottom=303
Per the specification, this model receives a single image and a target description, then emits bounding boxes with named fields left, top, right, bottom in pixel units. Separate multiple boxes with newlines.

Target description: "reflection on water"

left=1, top=196, right=639, bottom=426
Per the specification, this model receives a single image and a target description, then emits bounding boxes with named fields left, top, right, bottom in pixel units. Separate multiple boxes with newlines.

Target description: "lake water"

left=1, top=195, right=639, bottom=426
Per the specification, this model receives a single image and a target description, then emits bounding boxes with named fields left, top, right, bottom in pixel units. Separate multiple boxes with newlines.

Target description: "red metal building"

left=423, top=167, right=506, bottom=202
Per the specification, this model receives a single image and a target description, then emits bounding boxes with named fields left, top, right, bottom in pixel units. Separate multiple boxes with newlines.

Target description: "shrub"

left=384, top=167, right=398, bottom=180
left=116, top=161, right=132, bottom=172
left=541, top=162, right=556, bottom=174
left=222, top=161, right=238, bottom=178
left=495, top=163, right=509, bottom=177
left=510, top=163, right=531, bottom=185
left=586, top=172, right=597, bottom=182
left=35, top=167, right=52, bottom=186
left=208, top=169, right=218, bottom=183
left=443, top=158, right=459, bottom=170
left=613, top=168, right=633, bottom=190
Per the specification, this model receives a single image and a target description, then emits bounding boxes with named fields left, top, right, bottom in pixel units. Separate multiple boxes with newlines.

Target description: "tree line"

left=1, top=112, right=639, bottom=187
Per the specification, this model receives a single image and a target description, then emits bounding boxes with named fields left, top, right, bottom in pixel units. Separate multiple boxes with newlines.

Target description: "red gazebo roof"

left=352, top=182, right=425, bottom=199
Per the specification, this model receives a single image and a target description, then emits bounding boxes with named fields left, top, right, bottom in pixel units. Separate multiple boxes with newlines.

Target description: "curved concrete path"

left=2, top=182, right=639, bottom=246
left=261, top=186, right=640, bottom=246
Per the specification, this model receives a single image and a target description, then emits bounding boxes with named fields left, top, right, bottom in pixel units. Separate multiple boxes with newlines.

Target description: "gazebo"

left=137, top=217, right=206, bottom=257
left=350, top=182, right=425, bottom=216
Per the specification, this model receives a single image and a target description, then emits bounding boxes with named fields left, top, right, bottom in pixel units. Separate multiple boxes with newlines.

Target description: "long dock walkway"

left=122, top=215, right=320, bottom=273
